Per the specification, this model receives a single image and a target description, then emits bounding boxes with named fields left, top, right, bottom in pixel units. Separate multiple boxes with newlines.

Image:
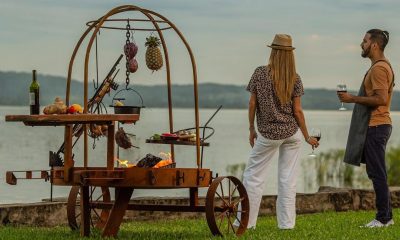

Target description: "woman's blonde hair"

left=268, top=49, right=297, bottom=105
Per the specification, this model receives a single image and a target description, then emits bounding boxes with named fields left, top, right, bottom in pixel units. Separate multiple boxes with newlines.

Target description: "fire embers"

left=136, top=154, right=162, bottom=168
left=137, top=153, right=173, bottom=168
left=117, top=159, right=135, bottom=168
left=117, top=152, right=174, bottom=168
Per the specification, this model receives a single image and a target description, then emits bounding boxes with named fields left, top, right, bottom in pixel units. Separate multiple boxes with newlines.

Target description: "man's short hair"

left=367, top=29, right=389, bottom=51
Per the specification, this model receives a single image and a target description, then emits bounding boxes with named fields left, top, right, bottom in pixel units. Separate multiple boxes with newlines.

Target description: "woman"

left=236, top=34, right=318, bottom=230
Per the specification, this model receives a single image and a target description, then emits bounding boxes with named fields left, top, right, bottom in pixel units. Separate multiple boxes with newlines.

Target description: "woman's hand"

left=249, top=128, right=258, bottom=148
left=306, top=136, right=319, bottom=149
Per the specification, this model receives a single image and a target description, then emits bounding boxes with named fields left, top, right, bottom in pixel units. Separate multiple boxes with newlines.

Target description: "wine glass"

left=337, top=84, right=347, bottom=111
left=308, top=128, right=321, bottom=157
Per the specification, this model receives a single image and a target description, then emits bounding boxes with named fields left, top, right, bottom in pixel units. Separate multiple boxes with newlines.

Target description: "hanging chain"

left=125, top=20, right=131, bottom=89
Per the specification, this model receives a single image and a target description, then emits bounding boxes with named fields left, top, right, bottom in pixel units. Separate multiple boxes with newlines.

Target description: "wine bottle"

left=29, top=70, right=40, bottom=115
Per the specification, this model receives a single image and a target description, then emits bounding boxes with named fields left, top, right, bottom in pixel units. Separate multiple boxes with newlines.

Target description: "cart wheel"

left=205, top=176, right=249, bottom=236
left=67, top=186, right=111, bottom=231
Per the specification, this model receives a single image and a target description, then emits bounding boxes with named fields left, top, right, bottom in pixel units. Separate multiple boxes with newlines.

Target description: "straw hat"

left=267, top=34, right=295, bottom=50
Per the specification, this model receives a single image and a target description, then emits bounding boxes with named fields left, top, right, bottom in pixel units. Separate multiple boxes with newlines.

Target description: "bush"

left=226, top=163, right=246, bottom=181
left=226, top=145, right=400, bottom=190
left=305, top=145, right=400, bottom=189
left=303, top=149, right=370, bottom=190
left=386, top=145, right=400, bottom=186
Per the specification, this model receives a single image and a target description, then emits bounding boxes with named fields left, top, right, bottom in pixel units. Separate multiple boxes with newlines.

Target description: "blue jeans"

left=363, top=124, right=392, bottom=224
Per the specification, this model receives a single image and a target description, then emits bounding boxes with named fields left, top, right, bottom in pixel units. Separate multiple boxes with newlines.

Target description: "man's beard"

left=361, top=45, right=371, bottom=58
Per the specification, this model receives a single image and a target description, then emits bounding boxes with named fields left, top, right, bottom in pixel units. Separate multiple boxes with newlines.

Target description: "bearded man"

left=338, top=29, right=395, bottom=228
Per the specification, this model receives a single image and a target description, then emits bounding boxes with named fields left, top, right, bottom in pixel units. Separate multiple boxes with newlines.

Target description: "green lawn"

left=1, top=209, right=399, bottom=239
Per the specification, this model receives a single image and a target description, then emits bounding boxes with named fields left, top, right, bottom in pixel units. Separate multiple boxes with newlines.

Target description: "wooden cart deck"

left=51, top=166, right=213, bottom=188
left=5, top=114, right=140, bottom=126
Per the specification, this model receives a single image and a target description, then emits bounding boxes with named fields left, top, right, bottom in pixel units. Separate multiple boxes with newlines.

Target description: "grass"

left=1, top=209, right=400, bottom=239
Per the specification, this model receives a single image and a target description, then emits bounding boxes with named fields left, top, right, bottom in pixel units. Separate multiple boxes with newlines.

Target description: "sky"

left=1, top=0, right=400, bottom=90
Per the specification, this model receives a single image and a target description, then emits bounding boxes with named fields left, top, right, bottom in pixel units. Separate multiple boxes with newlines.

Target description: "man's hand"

left=249, top=128, right=257, bottom=148
left=337, top=92, right=354, bottom=103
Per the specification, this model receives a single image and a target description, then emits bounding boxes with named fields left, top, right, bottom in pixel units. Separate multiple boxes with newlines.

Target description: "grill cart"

left=5, top=5, right=249, bottom=238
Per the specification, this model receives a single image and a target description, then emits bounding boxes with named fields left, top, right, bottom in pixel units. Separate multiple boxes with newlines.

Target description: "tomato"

left=161, top=133, right=178, bottom=137
left=67, top=104, right=83, bottom=114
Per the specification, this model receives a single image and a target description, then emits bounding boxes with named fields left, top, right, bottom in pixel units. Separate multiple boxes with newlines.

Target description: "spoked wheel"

left=67, top=186, right=111, bottom=231
left=205, top=176, right=249, bottom=236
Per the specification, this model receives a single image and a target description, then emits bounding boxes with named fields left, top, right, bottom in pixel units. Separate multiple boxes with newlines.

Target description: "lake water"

left=1, top=106, right=400, bottom=204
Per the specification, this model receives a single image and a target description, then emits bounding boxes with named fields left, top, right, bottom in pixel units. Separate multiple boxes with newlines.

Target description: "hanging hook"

left=92, top=78, right=98, bottom=90
left=92, top=137, right=97, bottom=149
left=131, top=29, right=135, bottom=43
left=130, top=22, right=136, bottom=43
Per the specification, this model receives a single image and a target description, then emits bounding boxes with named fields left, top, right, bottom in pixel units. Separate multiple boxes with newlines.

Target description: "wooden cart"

left=5, top=5, right=249, bottom=238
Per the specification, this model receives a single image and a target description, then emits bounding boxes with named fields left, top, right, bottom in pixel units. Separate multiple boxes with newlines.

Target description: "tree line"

left=2, top=71, right=400, bottom=110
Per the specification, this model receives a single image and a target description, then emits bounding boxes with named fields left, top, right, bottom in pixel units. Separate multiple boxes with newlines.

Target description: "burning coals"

left=136, top=154, right=162, bottom=167
left=117, top=152, right=173, bottom=168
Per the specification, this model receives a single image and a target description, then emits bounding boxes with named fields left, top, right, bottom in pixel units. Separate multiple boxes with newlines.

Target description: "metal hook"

left=92, top=78, right=98, bottom=90
left=131, top=29, right=135, bottom=42
left=92, top=137, right=97, bottom=149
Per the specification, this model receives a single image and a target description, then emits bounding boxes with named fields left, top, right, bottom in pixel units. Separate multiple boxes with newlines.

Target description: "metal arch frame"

left=65, top=5, right=202, bottom=169
left=85, top=18, right=173, bottom=31
left=3, top=5, right=251, bottom=238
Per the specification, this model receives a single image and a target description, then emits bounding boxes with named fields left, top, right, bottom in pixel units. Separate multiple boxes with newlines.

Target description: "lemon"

left=115, top=100, right=124, bottom=107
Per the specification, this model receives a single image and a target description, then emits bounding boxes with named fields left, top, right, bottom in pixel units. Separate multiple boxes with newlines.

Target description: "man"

left=338, top=29, right=394, bottom=228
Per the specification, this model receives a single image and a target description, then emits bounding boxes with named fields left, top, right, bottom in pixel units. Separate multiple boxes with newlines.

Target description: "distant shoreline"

left=3, top=71, right=400, bottom=110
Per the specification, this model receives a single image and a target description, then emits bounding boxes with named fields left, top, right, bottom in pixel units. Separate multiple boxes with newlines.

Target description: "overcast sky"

left=1, top=0, right=399, bottom=90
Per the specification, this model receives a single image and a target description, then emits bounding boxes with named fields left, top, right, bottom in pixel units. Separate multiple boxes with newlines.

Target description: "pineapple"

left=145, top=36, right=163, bottom=71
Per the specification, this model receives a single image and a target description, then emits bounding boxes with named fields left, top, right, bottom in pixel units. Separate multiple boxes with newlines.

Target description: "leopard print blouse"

left=246, top=65, right=304, bottom=140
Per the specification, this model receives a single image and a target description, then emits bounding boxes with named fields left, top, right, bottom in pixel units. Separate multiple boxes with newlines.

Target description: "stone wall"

left=0, top=202, right=67, bottom=226
left=1, top=186, right=400, bottom=227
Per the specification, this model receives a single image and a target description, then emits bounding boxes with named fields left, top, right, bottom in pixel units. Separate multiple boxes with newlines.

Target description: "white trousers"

left=235, top=129, right=302, bottom=229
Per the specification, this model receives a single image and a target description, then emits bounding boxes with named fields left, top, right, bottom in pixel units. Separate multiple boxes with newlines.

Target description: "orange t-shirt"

left=364, top=60, right=394, bottom=126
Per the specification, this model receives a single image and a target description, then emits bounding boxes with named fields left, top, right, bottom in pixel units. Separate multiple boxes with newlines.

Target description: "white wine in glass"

left=337, top=84, right=347, bottom=111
